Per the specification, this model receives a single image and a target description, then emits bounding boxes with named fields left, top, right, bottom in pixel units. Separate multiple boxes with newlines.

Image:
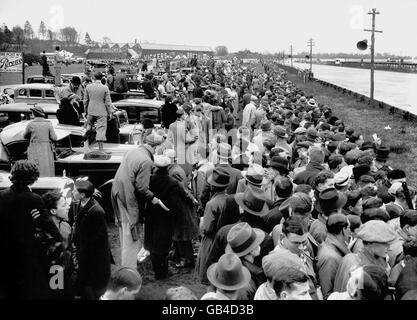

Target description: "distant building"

left=85, top=42, right=213, bottom=62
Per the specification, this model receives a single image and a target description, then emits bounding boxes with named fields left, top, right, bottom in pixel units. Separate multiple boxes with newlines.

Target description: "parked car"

left=0, top=170, right=75, bottom=202
left=26, top=75, right=55, bottom=84
left=13, top=83, right=59, bottom=105
left=113, top=98, right=163, bottom=124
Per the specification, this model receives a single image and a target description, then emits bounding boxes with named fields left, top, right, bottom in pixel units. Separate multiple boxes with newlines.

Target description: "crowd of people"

left=1, top=58, right=417, bottom=301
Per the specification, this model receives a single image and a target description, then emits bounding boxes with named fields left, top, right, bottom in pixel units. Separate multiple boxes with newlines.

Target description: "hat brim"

left=276, top=134, right=289, bottom=139
left=242, top=173, right=268, bottom=186
left=207, top=173, right=229, bottom=188
left=225, top=229, right=265, bottom=257
left=31, top=108, right=45, bottom=117
left=314, top=192, right=347, bottom=214
left=234, top=193, right=269, bottom=217
left=206, top=261, right=251, bottom=291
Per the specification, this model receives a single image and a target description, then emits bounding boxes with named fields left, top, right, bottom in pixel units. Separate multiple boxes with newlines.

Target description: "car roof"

left=15, top=83, right=56, bottom=90
left=0, top=119, right=84, bottom=145
left=0, top=103, right=58, bottom=113
left=113, top=99, right=164, bottom=108
left=0, top=171, right=72, bottom=191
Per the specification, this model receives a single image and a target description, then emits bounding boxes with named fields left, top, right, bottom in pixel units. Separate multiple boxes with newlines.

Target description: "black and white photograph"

left=1, top=0, right=417, bottom=307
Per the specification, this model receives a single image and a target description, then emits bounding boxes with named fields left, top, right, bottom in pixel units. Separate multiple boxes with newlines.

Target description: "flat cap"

left=357, top=220, right=396, bottom=243
left=262, top=248, right=305, bottom=280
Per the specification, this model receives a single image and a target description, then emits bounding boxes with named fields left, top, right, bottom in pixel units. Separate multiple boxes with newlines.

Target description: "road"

left=292, top=62, right=417, bottom=115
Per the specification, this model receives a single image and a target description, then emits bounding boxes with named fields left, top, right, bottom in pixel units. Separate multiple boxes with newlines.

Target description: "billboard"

left=0, top=52, right=23, bottom=72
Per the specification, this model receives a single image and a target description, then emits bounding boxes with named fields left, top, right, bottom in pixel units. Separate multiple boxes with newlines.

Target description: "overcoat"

left=0, top=185, right=63, bottom=299
left=72, top=198, right=111, bottom=290
left=23, top=117, right=57, bottom=177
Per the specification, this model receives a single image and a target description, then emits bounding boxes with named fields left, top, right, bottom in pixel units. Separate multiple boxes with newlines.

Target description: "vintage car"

left=13, top=83, right=59, bottom=105
left=113, top=98, right=163, bottom=124
left=26, top=74, right=84, bottom=85
left=0, top=103, right=59, bottom=125
left=0, top=170, right=114, bottom=222
left=26, top=75, right=55, bottom=84
left=0, top=119, right=152, bottom=219
left=0, top=170, right=75, bottom=201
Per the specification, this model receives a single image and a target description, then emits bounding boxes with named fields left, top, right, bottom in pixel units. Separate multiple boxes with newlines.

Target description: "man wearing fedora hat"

left=333, top=220, right=396, bottom=293
left=23, top=106, right=58, bottom=177
left=372, top=145, right=393, bottom=175
left=224, top=223, right=266, bottom=300
left=273, top=125, right=292, bottom=156
left=201, top=253, right=251, bottom=300
left=196, top=167, right=232, bottom=282
left=204, top=186, right=275, bottom=283
left=310, top=187, right=347, bottom=244
left=236, top=163, right=268, bottom=194
left=201, top=143, right=242, bottom=205
left=264, top=156, right=289, bottom=203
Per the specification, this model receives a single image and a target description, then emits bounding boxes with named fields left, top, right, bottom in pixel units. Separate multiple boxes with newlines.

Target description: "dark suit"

left=0, top=185, right=62, bottom=299
left=72, top=198, right=111, bottom=299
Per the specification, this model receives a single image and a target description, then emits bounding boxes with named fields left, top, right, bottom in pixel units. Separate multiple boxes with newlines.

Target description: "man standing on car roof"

left=84, top=72, right=114, bottom=152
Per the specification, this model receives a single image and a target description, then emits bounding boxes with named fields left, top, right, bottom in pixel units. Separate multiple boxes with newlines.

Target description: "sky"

left=1, top=0, right=417, bottom=56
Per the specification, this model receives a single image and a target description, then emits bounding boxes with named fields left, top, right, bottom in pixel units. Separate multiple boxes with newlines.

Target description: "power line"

left=307, top=38, right=315, bottom=73
left=364, top=8, right=383, bottom=103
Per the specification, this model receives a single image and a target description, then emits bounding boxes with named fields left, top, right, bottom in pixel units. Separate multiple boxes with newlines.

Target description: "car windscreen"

left=116, top=105, right=160, bottom=123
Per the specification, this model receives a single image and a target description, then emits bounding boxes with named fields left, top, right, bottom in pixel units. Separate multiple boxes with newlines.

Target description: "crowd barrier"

left=276, top=63, right=417, bottom=122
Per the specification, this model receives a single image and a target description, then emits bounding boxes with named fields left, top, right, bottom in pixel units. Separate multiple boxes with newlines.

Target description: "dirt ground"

left=107, top=223, right=207, bottom=300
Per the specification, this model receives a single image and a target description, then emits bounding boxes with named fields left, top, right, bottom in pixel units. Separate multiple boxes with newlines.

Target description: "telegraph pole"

left=290, top=45, right=293, bottom=68
left=364, top=8, right=382, bottom=103
left=307, top=38, right=315, bottom=74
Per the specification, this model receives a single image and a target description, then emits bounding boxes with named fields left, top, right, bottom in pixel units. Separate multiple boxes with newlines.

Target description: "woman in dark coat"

left=0, top=160, right=63, bottom=299
left=144, top=155, right=196, bottom=279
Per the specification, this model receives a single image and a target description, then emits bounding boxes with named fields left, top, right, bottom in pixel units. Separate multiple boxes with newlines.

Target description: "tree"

left=84, top=32, right=92, bottom=46
left=12, top=26, right=25, bottom=49
left=3, top=25, right=13, bottom=43
left=215, top=45, right=229, bottom=56
left=101, top=37, right=112, bottom=45
left=24, top=20, right=34, bottom=39
left=47, top=29, right=54, bottom=41
left=60, top=27, right=78, bottom=45
left=38, top=21, right=47, bottom=40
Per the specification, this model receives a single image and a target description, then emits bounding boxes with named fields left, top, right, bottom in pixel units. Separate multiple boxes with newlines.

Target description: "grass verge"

left=288, top=74, right=417, bottom=186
